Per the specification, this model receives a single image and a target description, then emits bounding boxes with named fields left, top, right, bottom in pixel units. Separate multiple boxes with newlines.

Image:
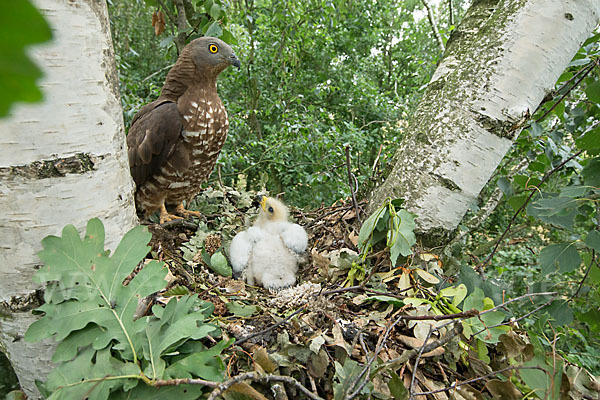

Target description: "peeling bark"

left=0, top=1, right=138, bottom=398
left=369, top=0, right=600, bottom=246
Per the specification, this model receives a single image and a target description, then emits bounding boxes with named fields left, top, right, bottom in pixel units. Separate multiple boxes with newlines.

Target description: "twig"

left=571, top=249, right=596, bottom=300
left=344, top=312, right=406, bottom=399
left=386, top=323, right=463, bottom=368
left=155, top=377, right=218, bottom=388
left=409, top=326, right=434, bottom=399
left=448, top=0, right=454, bottom=26
left=142, top=62, right=175, bottom=83
left=411, top=365, right=546, bottom=397
left=235, top=306, right=306, bottom=346
left=421, top=0, right=445, bottom=52
left=320, top=284, right=414, bottom=299
left=478, top=150, right=583, bottom=273
left=345, top=145, right=362, bottom=225
left=470, top=298, right=554, bottom=338
left=535, top=59, right=598, bottom=123
left=159, top=219, right=199, bottom=230
left=307, top=204, right=363, bottom=228
left=371, top=143, right=384, bottom=177
left=207, top=372, right=323, bottom=400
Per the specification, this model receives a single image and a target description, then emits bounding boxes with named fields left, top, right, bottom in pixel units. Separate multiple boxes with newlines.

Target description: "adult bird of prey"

left=127, top=37, right=240, bottom=223
left=229, top=196, right=308, bottom=291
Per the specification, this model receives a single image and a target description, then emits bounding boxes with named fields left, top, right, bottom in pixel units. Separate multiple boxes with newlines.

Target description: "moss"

left=0, top=153, right=99, bottom=181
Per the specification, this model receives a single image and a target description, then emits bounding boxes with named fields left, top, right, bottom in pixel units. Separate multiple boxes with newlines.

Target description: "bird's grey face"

left=188, top=37, right=241, bottom=73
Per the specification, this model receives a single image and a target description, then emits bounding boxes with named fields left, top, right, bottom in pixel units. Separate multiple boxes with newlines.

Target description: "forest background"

left=1, top=0, right=600, bottom=397
left=107, top=0, right=600, bottom=375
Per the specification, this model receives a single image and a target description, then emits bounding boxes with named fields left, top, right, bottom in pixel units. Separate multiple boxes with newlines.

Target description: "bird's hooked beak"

left=259, top=196, right=268, bottom=212
left=229, top=54, right=241, bottom=70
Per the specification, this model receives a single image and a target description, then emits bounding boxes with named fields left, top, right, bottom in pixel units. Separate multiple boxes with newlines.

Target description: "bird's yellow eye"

left=209, top=44, right=218, bottom=54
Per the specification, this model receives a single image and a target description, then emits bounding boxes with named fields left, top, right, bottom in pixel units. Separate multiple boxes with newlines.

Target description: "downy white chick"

left=229, top=196, right=308, bottom=290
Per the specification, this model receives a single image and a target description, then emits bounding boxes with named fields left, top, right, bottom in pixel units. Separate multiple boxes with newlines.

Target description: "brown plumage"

left=127, top=37, right=240, bottom=223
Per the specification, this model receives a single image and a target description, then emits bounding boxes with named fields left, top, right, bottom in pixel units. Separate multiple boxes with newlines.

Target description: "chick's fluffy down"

left=229, top=197, right=308, bottom=290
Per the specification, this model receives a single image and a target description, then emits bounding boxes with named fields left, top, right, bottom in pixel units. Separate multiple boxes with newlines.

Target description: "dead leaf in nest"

left=224, top=279, right=246, bottom=294
left=485, top=379, right=521, bottom=400
left=253, top=346, right=278, bottom=373
left=225, top=382, right=268, bottom=400
left=372, top=373, right=392, bottom=398
left=326, top=322, right=353, bottom=356
left=415, top=370, right=448, bottom=400
left=497, top=331, right=533, bottom=362
left=342, top=208, right=356, bottom=220
left=308, top=348, right=329, bottom=378
left=396, top=334, right=444, bottom=357
left=348, top=229, right=359, bottom=247
left=312, top=249, right=330, bottom=270
left=454, top=383, right=486, bottom=399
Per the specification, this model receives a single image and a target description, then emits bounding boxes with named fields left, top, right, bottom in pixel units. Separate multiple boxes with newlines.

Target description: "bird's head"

left=186, top=37, right=241, bottom=75
left=256, top=196, right=289, bottom=225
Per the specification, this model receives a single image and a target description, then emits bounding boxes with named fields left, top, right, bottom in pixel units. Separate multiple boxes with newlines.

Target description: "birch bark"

left=369, top=0, right=600, bottom=245
left=0, top=1, right=137, bottom=398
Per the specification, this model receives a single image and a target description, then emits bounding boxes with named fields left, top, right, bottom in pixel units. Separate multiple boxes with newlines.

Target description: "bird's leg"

left=159, top=203, right=183, bottom=224
left=174, top=203, right=202, bottom=219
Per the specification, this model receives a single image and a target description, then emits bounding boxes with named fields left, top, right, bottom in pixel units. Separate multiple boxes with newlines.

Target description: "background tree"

left=0, top=1, right=138, bottom=397
left=368, top=0, right=600, bottom=244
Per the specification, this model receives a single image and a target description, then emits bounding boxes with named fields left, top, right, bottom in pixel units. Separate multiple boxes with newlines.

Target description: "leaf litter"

left=116, top=182, right=600, bottom=399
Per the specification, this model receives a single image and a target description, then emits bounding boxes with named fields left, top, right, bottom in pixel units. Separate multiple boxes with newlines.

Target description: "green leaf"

left=141, top=295, right=219, bottom=379
left=226, top=301, right=257, bottom=317
left=584, top=230, right=600, bottom=252
left=209, top=3, right=221, bottom=19
left=578, top=308, right=600, bottom=332
left=576, top=127, right=600, bottom=151
left=508, top=194, right=528, bottom=211
left=364, top=295, right=404, bottom=307
left=163, top=285, right=190, bottom=296
left=52, top=324, right=104, bottom=363
left=527, top=193, right=577, bottom=229
left=204, top=21, right=223, bottom=38
left=358, top=204, right=387, bottom=251
left=497, top=177, right=513, bottom=197
left=530, top=122, right=544, bottom=137
left=388, top=210, right=416, bottom=266
left=220, top=28, right=238, bottom=45
left=209, top=251, right=232, bottom=276
left=0, top=0, right=52, bottom=116
left=582, top=157, right=600, bottom=187
left=165, top=339, right=231, bottom=381
left=538, top=243, right=581, bottom=274
left=26, top=219, right=226, bottom=397
left=387, top=371, right=408, bottom=400
left=585, top=80, right=600, bottom=103
left=546, top=300, right=573, bottom=326
left=43, top=347, right=139, bottom=399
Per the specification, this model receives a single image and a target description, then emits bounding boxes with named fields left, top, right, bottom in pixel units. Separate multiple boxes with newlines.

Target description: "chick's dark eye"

left=268, top=207, right=274, bottom=213
left=209, top=44, right=218, bottom=53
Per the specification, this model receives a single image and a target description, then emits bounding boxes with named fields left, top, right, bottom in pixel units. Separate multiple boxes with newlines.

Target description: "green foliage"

left=0, top=0, right=52, bottom=116
left=471, top=33, right=600, bottom=376
left=358, top=198, right=417, bottom=267
left=25, top=219, right=229, bottom=399
left=109, top=0, right=445, bottom=207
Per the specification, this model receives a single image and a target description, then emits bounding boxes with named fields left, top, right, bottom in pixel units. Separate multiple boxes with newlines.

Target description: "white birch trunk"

left=369, top=0, right=600, bottom=245
left=0, top=1, right=138, bottom=398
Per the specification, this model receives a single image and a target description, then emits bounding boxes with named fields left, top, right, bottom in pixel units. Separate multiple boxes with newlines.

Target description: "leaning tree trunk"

left=369, top=0, right=600, bottom=246
left=0, top=1, right=137, bottom=398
